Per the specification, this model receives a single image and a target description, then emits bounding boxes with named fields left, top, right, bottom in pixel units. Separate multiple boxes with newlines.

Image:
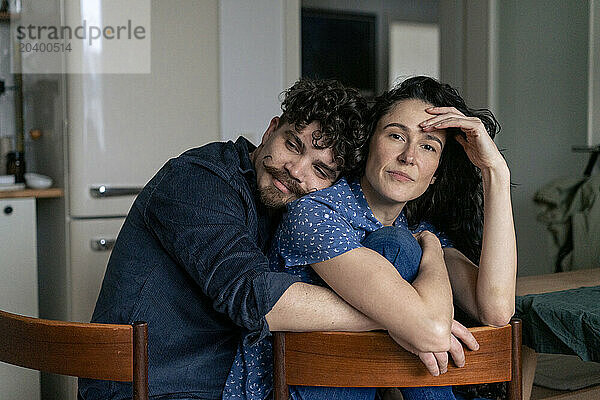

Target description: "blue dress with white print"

left=222, top=177, right=453, bottom=400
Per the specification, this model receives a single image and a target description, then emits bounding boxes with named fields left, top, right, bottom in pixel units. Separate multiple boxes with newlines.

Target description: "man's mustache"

left=262, top=160, right=308, bottom=198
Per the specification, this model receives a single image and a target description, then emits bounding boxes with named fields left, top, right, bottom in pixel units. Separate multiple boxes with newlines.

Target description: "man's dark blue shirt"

left=79, top=137, right=301, bottom=400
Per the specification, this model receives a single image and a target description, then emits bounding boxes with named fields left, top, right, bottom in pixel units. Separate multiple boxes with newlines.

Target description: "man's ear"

left=430, top=176, right=437, bottom=185
left=260, top=117, right=280, bottom=145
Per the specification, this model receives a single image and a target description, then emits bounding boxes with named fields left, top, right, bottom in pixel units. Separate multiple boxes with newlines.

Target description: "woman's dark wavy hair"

left=279, top=78, right=369, bottom=176
left=361, top=76, right=501, bottom=263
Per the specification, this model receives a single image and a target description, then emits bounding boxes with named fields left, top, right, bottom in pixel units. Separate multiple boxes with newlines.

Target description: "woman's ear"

left=429, top=176, right=437, bottom=185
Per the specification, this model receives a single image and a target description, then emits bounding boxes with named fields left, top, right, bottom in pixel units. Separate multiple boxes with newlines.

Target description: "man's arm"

left=266, top=282, right=381, bottom=332
left=144, top=162, right=301, bottom=336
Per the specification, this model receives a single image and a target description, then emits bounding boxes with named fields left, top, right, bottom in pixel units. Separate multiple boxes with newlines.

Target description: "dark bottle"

left=6, top=151, right=26, bottom=183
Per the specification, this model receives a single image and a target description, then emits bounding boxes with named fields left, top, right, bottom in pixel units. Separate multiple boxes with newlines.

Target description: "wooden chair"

left=274, top=318, right=522, bottom=400
left=0, top=309, right=148, bottom=400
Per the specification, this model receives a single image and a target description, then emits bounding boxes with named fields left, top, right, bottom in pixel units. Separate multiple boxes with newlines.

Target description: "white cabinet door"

left=0, top=198, right=40, bottom=400
left=69, top=218, right=125, bottom=323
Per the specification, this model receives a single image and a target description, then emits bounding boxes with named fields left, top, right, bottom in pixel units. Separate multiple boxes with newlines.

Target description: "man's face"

left=252, top=117, right=340, bottom=209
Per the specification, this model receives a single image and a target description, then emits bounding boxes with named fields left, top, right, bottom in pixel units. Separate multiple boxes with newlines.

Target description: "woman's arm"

left=477, top=162, right=516, bottom=325
left=310, top=231, right=454, bottom=353
left=423, top=107, right=517, bottom=327
left=444, top=163, right=516, bottom=326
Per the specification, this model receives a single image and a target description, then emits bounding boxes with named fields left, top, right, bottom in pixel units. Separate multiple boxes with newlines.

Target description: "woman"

left=224, top=76, right=517, bottom=400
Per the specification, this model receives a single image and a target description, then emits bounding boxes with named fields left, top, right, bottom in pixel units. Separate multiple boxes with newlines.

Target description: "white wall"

left=441, top=0, right=592, bottom=276
left=590, top=0, right=600, bottom=146
left=219, top=0, right=299, bottom=145
left=496, top=0, right=589, bottom=276
left=389, top=21, right=440, bottom=85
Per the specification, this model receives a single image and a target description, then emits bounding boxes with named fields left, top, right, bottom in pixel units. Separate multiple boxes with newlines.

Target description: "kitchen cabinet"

left=0, top=189, right=62, bottom=400
left=0, top=197, right=40, bottom=400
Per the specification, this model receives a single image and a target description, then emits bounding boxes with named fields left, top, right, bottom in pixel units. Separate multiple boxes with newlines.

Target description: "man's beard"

left=259, top=162, right=307, bottom=209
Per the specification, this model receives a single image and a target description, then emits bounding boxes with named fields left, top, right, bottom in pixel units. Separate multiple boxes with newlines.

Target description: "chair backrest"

left=274, top=318, right=522, bottom=400
left=0, top=309, right=148, bottom=400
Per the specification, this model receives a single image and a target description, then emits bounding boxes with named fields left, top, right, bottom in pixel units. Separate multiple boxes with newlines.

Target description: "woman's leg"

left=361, top=226, right=422, bottom=284
left=362, top=226, right=457, bottom=400
left=288, top=226, right=455, bottom=400
left=289, top=386, right=376, bottom=400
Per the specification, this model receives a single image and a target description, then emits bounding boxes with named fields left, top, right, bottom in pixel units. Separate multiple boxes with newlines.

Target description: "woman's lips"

left=387, top=171, right=414, bottom=182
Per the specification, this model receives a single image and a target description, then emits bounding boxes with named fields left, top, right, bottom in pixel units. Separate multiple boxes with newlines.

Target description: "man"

left=79, top=79, right=377, bottom=400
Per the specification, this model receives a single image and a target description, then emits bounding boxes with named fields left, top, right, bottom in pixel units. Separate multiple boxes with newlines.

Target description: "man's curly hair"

left=360, top=76, right=501, bottom=264
left=279, top=78, right=369, bottom=176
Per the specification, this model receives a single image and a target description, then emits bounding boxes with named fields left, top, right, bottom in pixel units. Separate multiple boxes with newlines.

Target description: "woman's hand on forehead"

left=419, top=107, right=505, bottom=171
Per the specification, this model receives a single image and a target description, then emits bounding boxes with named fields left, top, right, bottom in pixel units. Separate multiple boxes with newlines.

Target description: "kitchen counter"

left=0, top=188, right=63, bottom=199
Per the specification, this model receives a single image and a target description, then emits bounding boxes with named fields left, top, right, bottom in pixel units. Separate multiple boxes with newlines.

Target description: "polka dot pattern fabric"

left=223, top=177, right=452, bottom=400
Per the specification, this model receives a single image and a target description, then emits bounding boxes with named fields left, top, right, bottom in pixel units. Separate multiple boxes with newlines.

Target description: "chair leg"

left=509, top=318, right=523, bottom=400
left=273, top=333, right=289, bottom=400
left=133, top=322, right=148, bottom=400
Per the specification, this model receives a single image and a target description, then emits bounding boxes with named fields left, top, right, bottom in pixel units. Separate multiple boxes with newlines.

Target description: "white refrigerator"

left=66, top=0, right=220, bottom=321
left=35, top=1, right=220, bottom=398
left=64, top=0, right=219, bottom=324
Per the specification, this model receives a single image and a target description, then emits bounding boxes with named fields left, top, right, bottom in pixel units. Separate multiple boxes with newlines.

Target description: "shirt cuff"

left=245, top=271, right=301, bottom=345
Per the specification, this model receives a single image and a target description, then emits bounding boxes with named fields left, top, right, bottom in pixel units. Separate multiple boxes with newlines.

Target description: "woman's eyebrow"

left=384, top=123, right=443, bottom=147
left=425, top=134, right=444, bottom=148
left=383, top=122, right=409, bottom=132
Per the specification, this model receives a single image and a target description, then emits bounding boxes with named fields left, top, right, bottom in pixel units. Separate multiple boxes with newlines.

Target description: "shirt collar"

left=347, top=177, right=408, bottom=228
left=234, top=136, right=257, bottom=179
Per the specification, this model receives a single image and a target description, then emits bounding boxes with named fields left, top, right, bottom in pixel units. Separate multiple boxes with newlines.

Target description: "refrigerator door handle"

left=90, top=185, right=142, bottom=198
left=90, top=238, right=116, bottom=252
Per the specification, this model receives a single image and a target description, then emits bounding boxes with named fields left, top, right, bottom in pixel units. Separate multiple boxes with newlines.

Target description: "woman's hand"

left=413, top=230, right=443, bottom=265
left=388, top=320, right=479, bottom=376
left=448, top=320, right=479, bottom=367
left=387, top=330, right=448, bottom=376
left=420, top=106, right=505, bottom=171
left=422, top=107, right=517, bottom=327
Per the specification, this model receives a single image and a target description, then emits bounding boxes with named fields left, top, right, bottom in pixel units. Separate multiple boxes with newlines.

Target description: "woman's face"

left=363, top=99, right=447, bottom=208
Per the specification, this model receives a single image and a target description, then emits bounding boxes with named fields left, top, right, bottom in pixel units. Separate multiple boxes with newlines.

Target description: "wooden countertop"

left=0, top=12, right=20, bottom=21
left=0, top=188, right=64, bottom=199
left=516, top=268, right=600, bottom=296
